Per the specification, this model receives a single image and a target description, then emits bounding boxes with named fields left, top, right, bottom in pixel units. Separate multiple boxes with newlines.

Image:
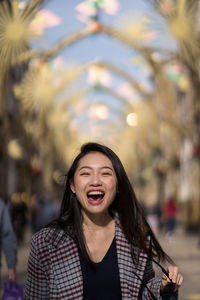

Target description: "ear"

left=70, top=180, right=75, bottom=194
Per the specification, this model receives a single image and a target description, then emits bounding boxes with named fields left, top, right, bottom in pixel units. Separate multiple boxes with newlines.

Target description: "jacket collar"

left=45, top=211, right=121, bottom=248
left=44, top=226, right=70, bottom=248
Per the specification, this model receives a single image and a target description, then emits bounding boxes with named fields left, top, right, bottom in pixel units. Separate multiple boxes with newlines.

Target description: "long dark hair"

left=51, top=142, right=172, bottom=265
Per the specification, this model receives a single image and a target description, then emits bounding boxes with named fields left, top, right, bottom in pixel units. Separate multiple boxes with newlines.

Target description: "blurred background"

left=0, top=0, right=200, bottom=299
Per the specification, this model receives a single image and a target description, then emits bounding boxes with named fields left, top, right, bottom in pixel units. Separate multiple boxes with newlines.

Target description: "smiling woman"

left=25, top=142, right=183, bottom=300
left=70, top=151, right=118, bottom=219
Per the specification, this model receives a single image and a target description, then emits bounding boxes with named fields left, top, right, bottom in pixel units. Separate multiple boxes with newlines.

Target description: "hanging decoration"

left=116, top=12, right=157, bottom=45
left=87, top=64, right=112, bottom=87
left=89, top=103, right=109, bottom=120
left=0, top=0, right=47, bottom=70
left=30, top=9, right=61, bottom=35
left=165, top=63, right=190, bottom=92
left=75, top=0, right=119, bottom=31
left=159, top=0, right=199, bottom=69
left=159, top=0, right=175, bottom=15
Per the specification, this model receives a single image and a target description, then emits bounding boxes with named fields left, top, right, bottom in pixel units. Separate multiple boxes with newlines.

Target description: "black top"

left=79, top=236, right=122, bottom=300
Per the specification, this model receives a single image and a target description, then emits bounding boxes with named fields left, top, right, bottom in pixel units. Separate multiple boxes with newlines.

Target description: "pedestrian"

left=0, top=196, right=17, bottom=286
left=163, top=197, right=178, bottom=236
left=143, top=203, right=161, bottom=236
left=29, top=194, right=42, bottom=234
left=40, top=192, right=59, bottom=227
left=25, top=142, right=183, bottom=299
left=10, top=192, right=27, bottom=244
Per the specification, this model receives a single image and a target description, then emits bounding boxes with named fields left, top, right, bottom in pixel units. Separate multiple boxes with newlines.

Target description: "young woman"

left=25, top=142, right=183, bottom=299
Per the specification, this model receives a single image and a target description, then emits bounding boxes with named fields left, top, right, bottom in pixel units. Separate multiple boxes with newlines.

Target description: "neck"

left=82, top=210, right=113, bottom=230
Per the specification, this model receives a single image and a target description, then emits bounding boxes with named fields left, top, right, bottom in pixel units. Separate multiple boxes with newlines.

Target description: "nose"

left=90, top=173, right=102, bottom=186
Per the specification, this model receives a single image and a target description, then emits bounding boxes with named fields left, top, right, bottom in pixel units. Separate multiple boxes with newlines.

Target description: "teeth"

left=87, top=191, right=104, bottom=196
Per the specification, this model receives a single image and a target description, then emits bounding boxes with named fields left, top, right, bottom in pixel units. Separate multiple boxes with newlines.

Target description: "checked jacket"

left=25, top=216, right=162, bottom=299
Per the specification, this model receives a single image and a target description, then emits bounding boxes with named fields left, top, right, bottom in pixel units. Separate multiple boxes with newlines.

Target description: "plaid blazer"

left=25, top=216, right=162, bottom=299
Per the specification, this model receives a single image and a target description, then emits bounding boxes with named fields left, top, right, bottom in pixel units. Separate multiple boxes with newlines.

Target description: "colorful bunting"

left=30, top=9, right=62, bottom=35
left=75, top=0, right=120, bottom=26
left=87, top=65, right=112, bottom=87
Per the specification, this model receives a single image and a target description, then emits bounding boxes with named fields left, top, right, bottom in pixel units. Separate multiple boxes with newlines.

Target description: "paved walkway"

left=158, top=227, right=200, bottom=300
left=1, top=226, right=200, bottom=299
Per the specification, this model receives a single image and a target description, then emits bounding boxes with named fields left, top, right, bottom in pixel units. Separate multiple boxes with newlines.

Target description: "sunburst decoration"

left=0, top=0, right=61, bottom=70
left=14, top=59, right=91, bottom=117
left=115, top=11, right=157, bottom=45
left=154, top=0, right=200, bottom=68
left=14, top=62, right=56, bottom=115
left=47, top=102, right=70, bottom=130
left=0, top=0, right=44, bottom=71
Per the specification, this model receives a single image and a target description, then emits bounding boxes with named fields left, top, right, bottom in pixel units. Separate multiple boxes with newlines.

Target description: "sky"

left=31, top=0, right=176, bottom=140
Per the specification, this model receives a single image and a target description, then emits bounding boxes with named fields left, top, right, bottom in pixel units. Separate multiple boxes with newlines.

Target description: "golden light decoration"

left=89, top=103, right=109, bottom=120
left=7, top=139, right=23, bottom=159
left=164, top=0, right=199, bottom=65
left=47, top=103, right=69, bottom=129
left=14, top=60, right=89, bottom=115
left=0, top=0, right=45, bottom=70
left=126, top=113, right=138, bottom=127
left=116, top=83, right=138, bottom=100
left=115, top=12, right=157, bottom=44
left=14, top=63, right=55, bottom=113
left=87, top=65, right=112, bottom=87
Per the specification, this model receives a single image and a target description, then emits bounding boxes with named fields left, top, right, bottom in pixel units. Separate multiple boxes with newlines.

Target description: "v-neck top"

left=79, top=236, right=122, bottom=300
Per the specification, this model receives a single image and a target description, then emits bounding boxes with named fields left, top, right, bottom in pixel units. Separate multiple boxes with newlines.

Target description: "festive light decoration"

left=14, top=59, right=88, bottom=115
left=30, top=9, right=61, bottom=35
left=158, top=0, right=199, bottom=68
left=75, top=0, right=119, bottom=31
left=165, top=63, right=190, bottom=91
left=75, top=0, right=120, bottom=20
left=116, top=12, right=157, bottom=44
left=0, top=0, right=47, bottom=70
left=87, top=65, right=112, bottom=87
left=126, top=113, right=138, bottom=127
left=89, top=103, right=109, bottom=120
left=47, top=103, right=69, bottom=129
left=116, top=83, right=139, bottom=100
left=14, top=63, right=55, bottom=113
left=7, top=139, right=23, bottom=159
left=160, top=0, right=175, bottom=15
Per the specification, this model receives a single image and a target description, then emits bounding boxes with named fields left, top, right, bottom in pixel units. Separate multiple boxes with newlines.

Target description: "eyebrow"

left=78, top=166, right=114, bottom=171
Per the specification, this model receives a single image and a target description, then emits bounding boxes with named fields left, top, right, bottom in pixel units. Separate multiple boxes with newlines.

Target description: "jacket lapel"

left=45, top=228, right=83, bottom=299
left=115, top=217, right=147, bottom=299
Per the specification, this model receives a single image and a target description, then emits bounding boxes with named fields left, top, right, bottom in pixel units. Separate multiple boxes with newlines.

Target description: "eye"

left=102, top=172, right=112, bottom=176
left=80, top=172, right=90, bottom=176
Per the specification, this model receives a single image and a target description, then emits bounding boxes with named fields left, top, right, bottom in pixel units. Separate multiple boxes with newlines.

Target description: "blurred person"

left=163, top=197, right=178, bottom=236
left=25, top=142, right=183, bottom=299
left=143, top=203, right=161, bottom=236
left=41, top=192, right=59, bottom=227
left=29, top=194, right=42, bottom=234
left=30, top=192, right=59, bottom=235
left=0, top=196, right=17, bottom=285
left=10, top=193, right=28, bottom=244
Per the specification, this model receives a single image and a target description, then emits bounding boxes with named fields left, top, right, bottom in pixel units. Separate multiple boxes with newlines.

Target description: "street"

left=1, top=226, right=200, bottom=299
left=159, top=227, right=200, bottom=300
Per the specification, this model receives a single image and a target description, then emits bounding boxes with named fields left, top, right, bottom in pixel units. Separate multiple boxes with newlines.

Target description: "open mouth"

left=87, top=191, right=105, bottom=204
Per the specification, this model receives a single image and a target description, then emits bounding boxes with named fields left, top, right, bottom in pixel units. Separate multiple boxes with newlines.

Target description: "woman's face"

left=70, top=152, right=117, bottom=217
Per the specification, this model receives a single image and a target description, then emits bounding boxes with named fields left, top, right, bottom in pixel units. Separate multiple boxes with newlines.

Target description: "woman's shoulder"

left=31, top=226, right=67, bottom=248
